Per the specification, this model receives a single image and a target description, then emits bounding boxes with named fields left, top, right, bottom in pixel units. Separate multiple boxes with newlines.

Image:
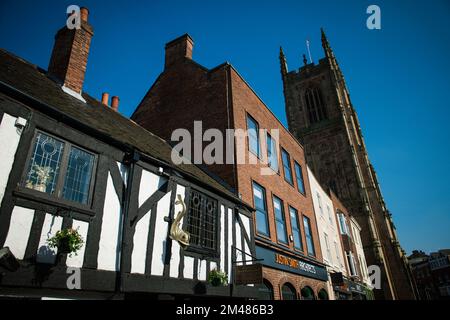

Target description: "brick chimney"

left=48, top=7, right=94, bottom=95
left=164, top=34, right=194, bottom=69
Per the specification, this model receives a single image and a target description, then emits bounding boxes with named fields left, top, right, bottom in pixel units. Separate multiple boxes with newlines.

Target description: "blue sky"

left=1, top=0, right=449, bottom=255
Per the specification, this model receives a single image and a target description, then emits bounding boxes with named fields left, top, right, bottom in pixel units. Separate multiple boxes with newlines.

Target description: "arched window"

left=304, top=87, right=327, bottom=124
left=318, top=289, right=329, bottom=300
left=259, top=279, right=274, bottom=300
left=281, top=283, right=297, bottom=300
left=301, top=286, right=315, bottom=300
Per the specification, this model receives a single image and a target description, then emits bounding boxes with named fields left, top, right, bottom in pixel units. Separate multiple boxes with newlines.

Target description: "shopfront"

left=255, top=245, right=329, bottom=300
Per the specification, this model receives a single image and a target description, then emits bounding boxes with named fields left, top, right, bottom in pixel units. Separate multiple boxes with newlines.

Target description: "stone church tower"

left=280, top=29, right=416, bottom=300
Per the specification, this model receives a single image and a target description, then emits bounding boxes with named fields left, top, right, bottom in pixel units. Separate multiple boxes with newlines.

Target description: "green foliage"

left=207, top=269, right=228, bottom=287
left=47, top=228, right=84, bottom=257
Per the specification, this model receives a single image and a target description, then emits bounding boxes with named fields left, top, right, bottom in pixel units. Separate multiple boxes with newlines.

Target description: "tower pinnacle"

left=279, top=46, right=288, bottom=78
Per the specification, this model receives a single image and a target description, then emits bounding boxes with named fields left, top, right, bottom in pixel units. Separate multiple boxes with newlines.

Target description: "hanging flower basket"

left=208, top=269, right=228, bottom=287
left=47, top=228, right=84, bottom=257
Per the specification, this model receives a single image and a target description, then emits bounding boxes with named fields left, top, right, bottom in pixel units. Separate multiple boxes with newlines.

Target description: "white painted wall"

left=227, top=208, right=233, bottom=283
left=36, top=213, right=63, bottom=264
left=240, top=214, right=252, bottom=261
left=235, top=219, right=243, bottom=265
left=131, top=170, right=165, bottom=274
left=66, top=219, right=89, bottom=268
left=350, top=217, right=371, bottom=286
left=3, top=206, right=34, bottom=259
left=0, top=113, right=26, bottom=205
left=97, top=173, right=122, bottom=271
left=220, top=205, right=226, bottom=272
left=150, top=190, right=171, bottom=276
left=183, top=256, right=195, bottom=279
left=307, top=166, right=346, bottom=276
left=198, top=259, right=207, bottom=281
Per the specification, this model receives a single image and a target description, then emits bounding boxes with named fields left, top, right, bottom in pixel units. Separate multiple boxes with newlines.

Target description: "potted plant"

left=47, top=228, right=84, bottom=257
left=207, top=269, right=228, bottom=287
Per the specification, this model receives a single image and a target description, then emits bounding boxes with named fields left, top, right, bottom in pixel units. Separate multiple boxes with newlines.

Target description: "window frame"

left=252, top=181, right=270, bottom=238
left=184, top=188, right=220, bottom=257
left=288, top=205, right=303, bottom=252
left=317, top=192, right=323, bottom=216
left=272, top=194, right=288, bottom=246
left=266, top=132, right=279, bottom=173
left=281, top=147, right=294, bottom=186
left=281, top=282, right=298, bottom=300
left=20, top=129, right=98, bottom=209
left=302, top=215, right=316, bottom=257
left=294, top=161, right=306, bottom=195
left=246, top=113, right=261, bottom=159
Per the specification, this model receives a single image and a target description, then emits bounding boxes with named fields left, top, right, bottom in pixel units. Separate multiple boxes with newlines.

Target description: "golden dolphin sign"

left=170, top=194, right=190, bottom=249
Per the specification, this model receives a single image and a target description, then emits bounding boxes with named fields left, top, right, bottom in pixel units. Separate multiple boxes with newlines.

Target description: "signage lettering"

left=275, top=253, right=316, bottom=274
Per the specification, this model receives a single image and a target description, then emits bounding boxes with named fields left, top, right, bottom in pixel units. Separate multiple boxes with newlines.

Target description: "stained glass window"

left=24, top=131, right=96, bottom=206
left=62, top=147, right=95, bottom=204
left=186, top=189, right=217, bottom=252
left=25, top=132, right=64, bottom=195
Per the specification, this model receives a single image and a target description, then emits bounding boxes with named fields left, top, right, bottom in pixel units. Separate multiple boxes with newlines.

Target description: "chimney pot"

left=101, top=92, right=109, bottom=105
left=80, top=7, right=89, bottom=22
left=111, top=96, right=120, bottom=111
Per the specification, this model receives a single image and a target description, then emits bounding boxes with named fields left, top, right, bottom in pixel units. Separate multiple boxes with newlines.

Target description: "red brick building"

left=132, top=34, right=330, bottom=300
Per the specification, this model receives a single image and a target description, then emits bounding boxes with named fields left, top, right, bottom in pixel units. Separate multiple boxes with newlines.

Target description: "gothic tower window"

left=304, top=87, right=327, bottom=124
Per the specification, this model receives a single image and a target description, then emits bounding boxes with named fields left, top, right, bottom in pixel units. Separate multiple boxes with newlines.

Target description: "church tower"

left=280, top=29, right=417, bottom=300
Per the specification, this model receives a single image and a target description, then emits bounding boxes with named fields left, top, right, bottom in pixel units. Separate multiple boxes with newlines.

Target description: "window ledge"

left=13, top=187, right=96, bottom=216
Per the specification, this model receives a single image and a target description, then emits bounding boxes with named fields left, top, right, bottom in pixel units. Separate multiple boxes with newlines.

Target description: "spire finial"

left=321, top=27, right=330, bottom=48
left=279, top=46, right=285, bottom=58
left=279, top=46, right=288, bottom=78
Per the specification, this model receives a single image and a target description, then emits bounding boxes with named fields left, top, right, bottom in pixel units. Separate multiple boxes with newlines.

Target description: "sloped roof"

left=0, top=48, right=249, bottom=208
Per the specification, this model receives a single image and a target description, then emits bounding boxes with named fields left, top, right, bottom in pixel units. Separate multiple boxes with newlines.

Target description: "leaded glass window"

left=25, top=132, right=64, bottom=195
left=23, top=131, right=96, bottom=206
left=62, top=147, right=95, bottom=204
left=186, top=189, right=218, bottom=252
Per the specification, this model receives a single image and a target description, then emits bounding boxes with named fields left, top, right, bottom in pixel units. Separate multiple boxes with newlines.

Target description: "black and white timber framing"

left=0, top=49, right=258, bottom=300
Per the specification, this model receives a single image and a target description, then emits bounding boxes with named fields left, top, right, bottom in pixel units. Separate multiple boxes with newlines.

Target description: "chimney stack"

left=111, top=96, right=119, bottom=112
left=48, top=6, right=94, bottom=95
left=164, top=34, right=194, bottom=69
left=101, top=92, right=109, bottom=105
